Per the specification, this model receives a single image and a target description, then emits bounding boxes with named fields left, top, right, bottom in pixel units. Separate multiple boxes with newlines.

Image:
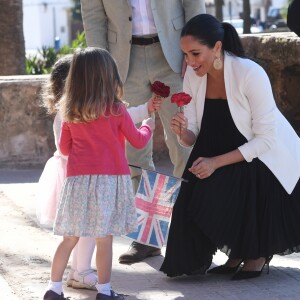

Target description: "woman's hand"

left=170, top=112, right=187, bottom=136
left=189, top=150, right=245, bottom=179
left=170, top=111, right=196, bottom=146
left=189, top=157, right=217, bottom=179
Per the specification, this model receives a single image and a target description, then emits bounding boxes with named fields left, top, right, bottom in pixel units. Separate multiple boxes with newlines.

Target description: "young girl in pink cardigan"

left=43, top=47, right=154, bottom=300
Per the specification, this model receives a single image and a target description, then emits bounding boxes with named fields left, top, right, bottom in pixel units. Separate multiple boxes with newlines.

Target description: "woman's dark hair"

left=181, top=14, right=246, bottom=58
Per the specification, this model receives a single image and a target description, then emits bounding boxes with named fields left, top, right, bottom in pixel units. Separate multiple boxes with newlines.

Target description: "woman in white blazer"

left=160, top=14, right=300, bottom=280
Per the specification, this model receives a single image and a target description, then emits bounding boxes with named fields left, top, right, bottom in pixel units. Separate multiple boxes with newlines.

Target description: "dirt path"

left=2, top=169, right=300, bottom=300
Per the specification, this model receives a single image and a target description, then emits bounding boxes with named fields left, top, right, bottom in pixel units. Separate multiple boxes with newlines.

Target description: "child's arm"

left=127, top=96, right=162, bottom=124
left=120, top=107, right=152, bottom=149
left=127, top=103, right=149, bottom=124
left=53, top=114, right=61, bottom=150
left=53, top=114, right=68, bottom=159
left=59, top=122, right=72, bottom=156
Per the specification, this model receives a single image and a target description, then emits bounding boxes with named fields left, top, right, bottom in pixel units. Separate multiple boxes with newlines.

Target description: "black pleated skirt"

left=160, top=99, right=300, bottom=277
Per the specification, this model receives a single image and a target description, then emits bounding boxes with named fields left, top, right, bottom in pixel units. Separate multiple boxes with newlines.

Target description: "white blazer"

left=183, top=52, right=300, bottom=194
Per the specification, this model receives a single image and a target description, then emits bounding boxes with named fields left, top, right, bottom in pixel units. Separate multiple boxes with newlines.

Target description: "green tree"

left=0, top=0, right=26, bottom=75
left=26, top=32, right=87, bottom=75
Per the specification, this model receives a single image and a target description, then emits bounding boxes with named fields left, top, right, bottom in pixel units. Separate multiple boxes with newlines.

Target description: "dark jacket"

left=287, top=0, right=300, bottom=37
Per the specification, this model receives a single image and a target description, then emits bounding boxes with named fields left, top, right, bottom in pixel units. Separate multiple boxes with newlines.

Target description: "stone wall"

left=0, top=76, right=52, bottom=168
left=241, top=32, right=300, bottom=134
left=0, top=75, right=168, bottom=168
left=0, top=32, right=299, bottom=168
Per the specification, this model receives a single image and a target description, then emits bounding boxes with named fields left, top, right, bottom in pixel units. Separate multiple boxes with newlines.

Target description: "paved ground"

left=1, top=160, right=300, bottom=300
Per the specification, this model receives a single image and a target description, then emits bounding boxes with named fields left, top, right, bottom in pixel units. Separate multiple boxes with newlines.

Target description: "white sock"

left=72, top=237, right=96, bottom=272
left=96, top=282, right=111, bottom=296
left=47, top=280, right=63, bottom=295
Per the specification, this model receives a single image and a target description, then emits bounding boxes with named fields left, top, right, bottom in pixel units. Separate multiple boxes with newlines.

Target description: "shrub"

left=26, top=31, right=87, bottom=75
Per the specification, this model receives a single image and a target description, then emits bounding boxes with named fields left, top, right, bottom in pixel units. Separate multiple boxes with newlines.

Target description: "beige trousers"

left=124, top=42, right=191, bottom=192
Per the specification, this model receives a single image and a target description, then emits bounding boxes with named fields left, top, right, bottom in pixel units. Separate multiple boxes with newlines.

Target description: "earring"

left=213, top=56, right=223, bottom=70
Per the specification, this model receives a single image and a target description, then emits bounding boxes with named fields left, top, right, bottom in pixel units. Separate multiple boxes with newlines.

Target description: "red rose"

left=171, top=92, right=192, bottom=108
left=150, top=81, right=170, bottom=98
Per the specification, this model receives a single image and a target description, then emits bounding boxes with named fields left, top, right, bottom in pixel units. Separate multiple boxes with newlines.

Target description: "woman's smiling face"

left=180, top=35, right=219, bottom=77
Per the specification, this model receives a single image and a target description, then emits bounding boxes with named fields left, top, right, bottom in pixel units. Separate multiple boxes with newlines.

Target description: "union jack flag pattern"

left=127, top=169, right=181, bottom=248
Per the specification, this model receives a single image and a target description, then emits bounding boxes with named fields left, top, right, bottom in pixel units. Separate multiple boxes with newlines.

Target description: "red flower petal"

left=171, top=92, right=192, bottom=107
left=150, top=81, right=170, bottom=98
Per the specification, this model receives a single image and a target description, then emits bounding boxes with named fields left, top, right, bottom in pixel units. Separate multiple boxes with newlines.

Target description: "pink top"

left=59, top=104, right=151, bottom=177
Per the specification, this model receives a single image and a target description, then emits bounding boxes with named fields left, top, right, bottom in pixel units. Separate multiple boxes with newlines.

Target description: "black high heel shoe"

left=231, top=256, right=273, bottom=280
left=207, top=260, right=243, bottom=274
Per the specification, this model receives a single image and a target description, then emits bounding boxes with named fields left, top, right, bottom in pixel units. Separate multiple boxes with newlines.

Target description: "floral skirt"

left=54, top=175, right=137, bottom=237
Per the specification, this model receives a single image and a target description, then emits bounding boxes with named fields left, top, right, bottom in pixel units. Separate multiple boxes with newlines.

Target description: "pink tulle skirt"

left=36, top=153, right=67, bottom=228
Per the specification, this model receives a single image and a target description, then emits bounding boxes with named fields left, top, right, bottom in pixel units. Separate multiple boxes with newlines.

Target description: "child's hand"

left=142, top=117, right=155, bottom=131
left=148, top=96, right=162, bottom=113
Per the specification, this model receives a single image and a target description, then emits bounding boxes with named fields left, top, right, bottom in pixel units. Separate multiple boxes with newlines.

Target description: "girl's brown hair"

left=60, top=47, right=124, bottom=123
left=41, top=54, right=72, bottom=115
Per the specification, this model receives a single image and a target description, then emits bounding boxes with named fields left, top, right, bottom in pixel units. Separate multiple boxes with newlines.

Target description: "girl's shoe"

left=43, top=290, right=67, bottom=300
left=96, top=290, right=125, bottom=300
left=207, top=260, right=243, bottom=274
left=231, top=256, right=273, bottom=280
left=67, top=269, right=97, bottom=290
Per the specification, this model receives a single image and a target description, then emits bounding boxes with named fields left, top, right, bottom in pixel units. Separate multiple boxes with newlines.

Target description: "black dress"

left=160, top=99, right=300, bottom=277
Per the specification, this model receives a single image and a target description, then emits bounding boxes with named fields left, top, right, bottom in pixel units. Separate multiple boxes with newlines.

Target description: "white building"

left=23, top=0, right=73, bottom=52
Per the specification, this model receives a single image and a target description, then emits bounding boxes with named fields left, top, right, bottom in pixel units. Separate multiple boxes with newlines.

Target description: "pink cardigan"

left=59, top=104, right=151, bottom=177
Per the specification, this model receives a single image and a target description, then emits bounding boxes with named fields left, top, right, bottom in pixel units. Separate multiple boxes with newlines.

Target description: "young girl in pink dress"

left=37, top=55, right=70, bottom=229
left=37, top=53, right=161, bottom=293
left=43, top=47, right=154, bottom=300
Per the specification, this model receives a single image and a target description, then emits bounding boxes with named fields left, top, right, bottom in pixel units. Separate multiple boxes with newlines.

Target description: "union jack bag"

left=126, top=169, right=181, bottom=248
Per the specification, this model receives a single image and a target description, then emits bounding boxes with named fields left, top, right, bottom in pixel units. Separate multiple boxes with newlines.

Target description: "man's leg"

left=123, top=44, right=155, bottom=190
left=119, top=42, right=190, bottom=264
left=147, top=43, right=191, bottom=178
left=155, top=84, right=191, bottom=178
left=119, top=44, right=161, bottom=264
